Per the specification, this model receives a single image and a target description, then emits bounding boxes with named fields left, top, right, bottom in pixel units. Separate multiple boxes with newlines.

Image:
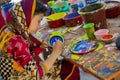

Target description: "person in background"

left=0, top=0, right=63, bottom=80
left=0, top=0, right=11, bottom=5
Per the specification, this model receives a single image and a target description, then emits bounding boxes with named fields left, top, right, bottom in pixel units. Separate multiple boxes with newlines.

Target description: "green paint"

left=83, top=23, right=96, bottom=40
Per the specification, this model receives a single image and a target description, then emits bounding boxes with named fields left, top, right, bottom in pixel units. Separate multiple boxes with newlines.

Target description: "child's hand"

left=52, top=40, right=64, bottom=55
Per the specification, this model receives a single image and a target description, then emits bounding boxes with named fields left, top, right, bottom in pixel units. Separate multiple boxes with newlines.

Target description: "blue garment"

left=0, top=77, right=3, bottom=80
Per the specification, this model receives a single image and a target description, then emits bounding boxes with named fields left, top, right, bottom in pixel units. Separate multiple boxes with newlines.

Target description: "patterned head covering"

left=13, top=0, right=36, bottom=28
left=9, top=0, right=42, bottom=46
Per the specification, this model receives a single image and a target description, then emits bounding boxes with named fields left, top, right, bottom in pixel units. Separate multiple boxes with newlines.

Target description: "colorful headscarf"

left=10, top=0, right=42, bottom=46
left=21, top=0, right=36, bottom=27
left=12, top=0, right=36, bottom=28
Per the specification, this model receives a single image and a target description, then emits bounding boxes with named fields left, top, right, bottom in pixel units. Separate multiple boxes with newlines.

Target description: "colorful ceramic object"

left=46, top=12, right=66, bottom=28
left=79, top=3, right=107, bottom=30
left=49, top=35, right=64, bottom=46
left=63, top=12, right=82, bottom=27
left=52, top=1, right=69, bottom=13
left=94, top=29, right=109, bottom=40
left=101, top=34, right=114, bottom=43
left=105, top=1, right=120, bottom=18
left=71, top=40, right=98, bottom=55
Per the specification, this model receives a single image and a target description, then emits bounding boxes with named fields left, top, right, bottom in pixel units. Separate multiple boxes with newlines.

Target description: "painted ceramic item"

left=79, top=3, right=107, bottom=30
left=94, top=29, right=109, bottom=40
left=46, top=12, right=66, bottom=28
left=49, top=35, right=64, bottom=46
left=63, top=12, right=83, bottom=27
left=71, top=40, right=98, bottom=55
left=105, top=1, right=120, bottom=18
left=101, top=34, right=114, bottom=43
left=52, top=1, right=69, bottom=13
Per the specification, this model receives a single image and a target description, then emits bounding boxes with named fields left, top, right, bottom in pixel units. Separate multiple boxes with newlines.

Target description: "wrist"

left=52, top=50, right=61, bottom=57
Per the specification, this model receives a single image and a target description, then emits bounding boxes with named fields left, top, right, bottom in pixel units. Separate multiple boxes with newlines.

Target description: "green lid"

left=83, top=23, right=94, bottom=28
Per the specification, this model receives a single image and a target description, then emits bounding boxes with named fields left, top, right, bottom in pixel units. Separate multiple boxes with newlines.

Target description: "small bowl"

left=46, top=12, right=66, bottom=28
left=52, top=1, right=69, bottom=13
left=94, top=29, right=109, bottom=40
left=49, top=35, right=64, bottom=46
left=105, top=1, right=120, bottom=18
left=101, top=34, right=114, bottom=43
left=63, top=12, right=83, bottom=27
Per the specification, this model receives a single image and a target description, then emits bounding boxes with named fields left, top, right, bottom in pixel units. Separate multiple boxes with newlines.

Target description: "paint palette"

left=49, top=35, right=64, bottom=46
left=71, top=40, right=98, bottom=55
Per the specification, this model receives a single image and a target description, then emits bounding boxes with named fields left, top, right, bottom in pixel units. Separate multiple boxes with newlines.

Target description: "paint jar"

left=71, top=4, right=79, bottom=12
left=79, top=3, right=107, bottom=31
left=83, top=23, right=96, bottom=40
left=52, top=1, right=69, bottom=13
left=47, top=1, right=55, bottom=7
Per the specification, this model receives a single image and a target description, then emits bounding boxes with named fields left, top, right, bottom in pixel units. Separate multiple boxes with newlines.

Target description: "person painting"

left=0, top=0, right=63, bottom=80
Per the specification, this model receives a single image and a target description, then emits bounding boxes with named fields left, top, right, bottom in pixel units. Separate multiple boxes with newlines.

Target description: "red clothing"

left=0, top=10, right=5, bottom=29
left=7, top=35, right=45, bottom=79
left=7, top=35, right=33, bottom=67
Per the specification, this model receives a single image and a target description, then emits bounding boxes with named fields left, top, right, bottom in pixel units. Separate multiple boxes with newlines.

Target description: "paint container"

left=46, top=12, right=66, bottom=28
left=94, top=29, right=109, bottom=40
left=47, top=1, right=55, bottom=7
left=52, top=1, right=69, bottom=13
left=101, top=34, right=114, bottom=43
left=105, top=1, right=120, bottom=18
left=63, top=12, right=83, bottom=27
left=79, top=3, right=107, bottom=31
left=83, top=23, right=96, bottom=40
left=49, top=35, right=64, bottom=46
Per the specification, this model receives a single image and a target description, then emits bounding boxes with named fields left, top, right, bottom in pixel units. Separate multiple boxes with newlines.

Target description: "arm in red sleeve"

left=7, top=35, right=33, bottom=67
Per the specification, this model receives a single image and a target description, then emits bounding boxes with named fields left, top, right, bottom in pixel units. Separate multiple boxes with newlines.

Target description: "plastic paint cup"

left=83, top=23, right=96, bottom=40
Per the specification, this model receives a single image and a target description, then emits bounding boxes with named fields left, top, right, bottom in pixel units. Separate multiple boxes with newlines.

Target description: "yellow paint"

left=46, top=12, right=66, bottom=21
left=71, top=54, right=80, bottom=60
left=95, top=42, right=103, bottom=51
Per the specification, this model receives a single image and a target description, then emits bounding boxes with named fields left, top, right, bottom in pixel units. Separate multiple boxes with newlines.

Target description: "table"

left=63, top=17, right=120, bottom=80
left=35, top=16, right=120, bottom=80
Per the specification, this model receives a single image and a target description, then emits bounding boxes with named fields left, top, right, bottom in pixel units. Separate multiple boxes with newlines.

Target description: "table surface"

left=64, top=16, right=120, bottom=80
left=35, top=16, right=120, bottom=80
